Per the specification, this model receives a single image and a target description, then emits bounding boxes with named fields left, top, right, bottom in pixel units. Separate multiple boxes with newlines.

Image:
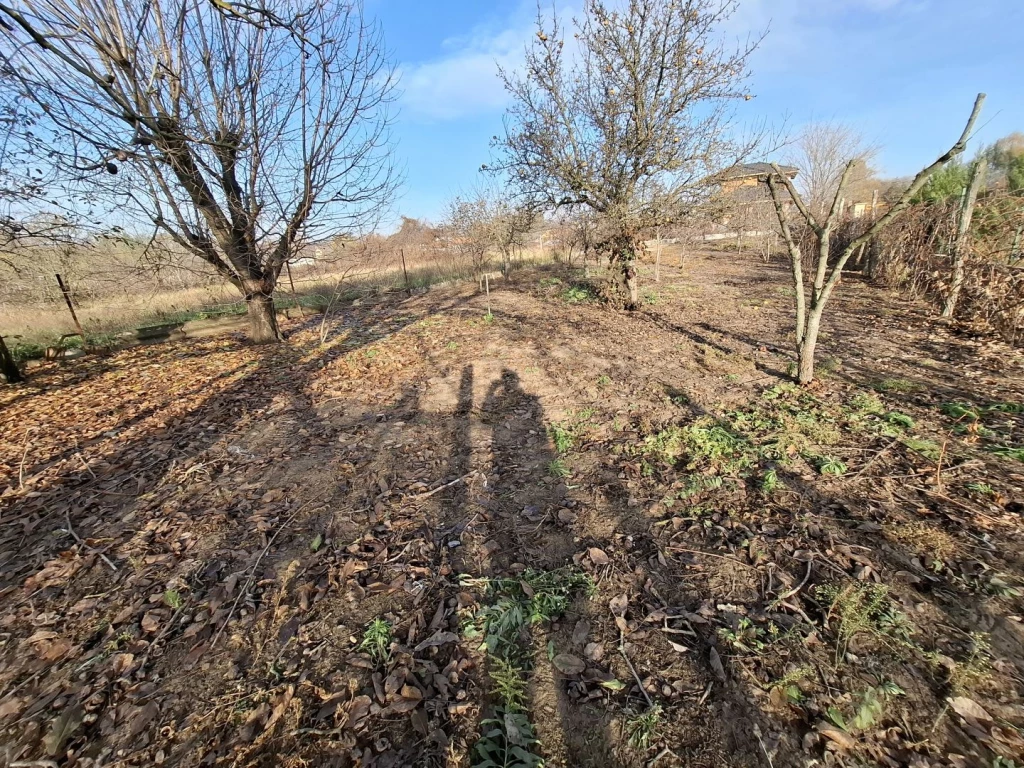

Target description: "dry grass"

left=0, top=247, right=559, bottom=345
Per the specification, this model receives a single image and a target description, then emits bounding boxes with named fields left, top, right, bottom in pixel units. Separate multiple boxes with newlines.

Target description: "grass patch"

left=626, top=704, right=663, bottom=751
left=547, top=458, right=571, bottom=478
left=874, top=378, right=921, bottom=394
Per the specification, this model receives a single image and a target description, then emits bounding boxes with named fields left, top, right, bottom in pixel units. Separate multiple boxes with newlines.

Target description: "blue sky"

left=368, top=0, right=1023, bottom=227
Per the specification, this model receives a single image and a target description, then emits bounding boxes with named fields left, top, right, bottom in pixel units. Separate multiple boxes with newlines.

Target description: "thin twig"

left=774, top=558, right=813, bottom=603
left=618, top=628, right=653, bottom=708
left=647, top=747, right=677, bottom=767
left=210, top=490, right=330, bottom=649
left=18, top=427, right=35, bottom=489
left=75, top=452, right=97, bottom=479
left=665, top=545, right=759, bottom=570
left=851, top=437, right=898, bottom=479
left=64, top=509, right=118, bottom=573
left=405, top=471, right=479, bottom=503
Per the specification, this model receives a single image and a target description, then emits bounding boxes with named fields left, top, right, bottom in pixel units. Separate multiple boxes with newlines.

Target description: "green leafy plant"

left=965, top=481, right=995, bottom=496
left=474, top=709, right=545, bottom=768
left=761, top=469, right=780, bottom=493
left=990, top=446, right=1024, bottom=462
left=827, top=682, right=905, bottom=733
left=548, top=423, right=573, bottom=454
left=941, top=402, right=980, bottom=421
left=163, top=589, right=184, bottom=610
left=884, top=411, right=914, bottom=429
left=597, top=374, right=612, bottom=386
left=562, top=285, right=596, bottom=304
left=718, top=618, right=768, bottom=654
left=816, top=456, right=847, bottom=476
left=359, top=618, right=393, bottom=665
left=850, top=392, right=885, bottom=415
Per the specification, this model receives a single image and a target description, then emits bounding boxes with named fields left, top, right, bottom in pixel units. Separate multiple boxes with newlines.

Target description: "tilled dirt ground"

left=1, top=252, right=1022, bottom=768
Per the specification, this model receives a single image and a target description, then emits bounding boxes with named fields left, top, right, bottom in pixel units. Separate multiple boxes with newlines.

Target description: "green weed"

left=562, top=285, right=597, bottom=304
left=816, top=584, right=913, bottom=663
left=884, top=411, right=915, bottom=429
left=990, top=446, right=1024, bottom=462
left=827, top=682, right=905, bottom=733
left=549, top=423, right=574, bottom=454
left=850, top=392, right=885, bottom=415
left=597, top=374, right=612, bottom=386
left=626, top=704, right=663, bottom=751
left=718, top=618, right=768, bottom=654
left=164, top=589, right=184, bottom=610
left=816, top=456, right=848, bottom=476
left=490, top=656, right=530, bottom=712
left=358, top=618, right=393, bottom=665
left=965, top=481, right=995, bottom=496
left=474, top=709, right=544, bottom=768
left=903, top=438, right=941, bottom=461
left=547, top=458, right=571, bottom=478
left=761, top=469, right=781, bottom=493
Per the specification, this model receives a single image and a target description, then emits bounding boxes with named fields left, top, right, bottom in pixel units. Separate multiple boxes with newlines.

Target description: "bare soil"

left=1, top=252, right=1022, bottom=768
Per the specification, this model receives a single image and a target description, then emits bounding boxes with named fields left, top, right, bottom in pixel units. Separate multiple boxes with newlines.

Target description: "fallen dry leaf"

left=552, top=653, right=586, bottom=675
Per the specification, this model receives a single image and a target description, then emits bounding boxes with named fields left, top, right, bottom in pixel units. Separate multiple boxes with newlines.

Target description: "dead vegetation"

left=0, top=252, right=1022, bottom=767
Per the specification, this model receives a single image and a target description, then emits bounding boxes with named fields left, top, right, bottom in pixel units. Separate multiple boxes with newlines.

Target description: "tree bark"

left=247, top=291, right=282, bottom=343
left=797, top=308, right=823, bottom=385
left=942, top=157, right=986, bottom=318
left=0, top=334, right=24, bottom=384
left=623, top=259, right=639, bottom=309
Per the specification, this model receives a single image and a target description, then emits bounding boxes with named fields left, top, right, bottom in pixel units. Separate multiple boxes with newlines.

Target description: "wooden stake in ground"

left=484, top=273, right=491, bottom=316
left=285, top=262, right=304, bottom=318
left=654, top=227, right=662, bottom=282
left=55, top=273, right=86, bottom=339
left=400, top=248, right=411, bottom=296
left=942, top=157, right=987, bottom=318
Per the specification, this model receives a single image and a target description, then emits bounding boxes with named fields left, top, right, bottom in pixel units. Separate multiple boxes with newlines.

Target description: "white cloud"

left=399, top=2, right=584, bottom=121
left=399, top=18, right=531, bottom=121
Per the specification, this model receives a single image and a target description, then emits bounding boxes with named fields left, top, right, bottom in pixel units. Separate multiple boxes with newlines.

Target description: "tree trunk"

left=796, top=308, right=823, bottom=386
left=942, top=157, right=986, bottom=318
left=0, top=334, right=24, bottom=384
left=622, top=258, right=639, bottom=309
left=247, top=292, right=282, bottom=343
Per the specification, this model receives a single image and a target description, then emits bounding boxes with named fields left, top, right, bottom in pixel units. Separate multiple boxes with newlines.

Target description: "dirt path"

left=1, top=253, right=1022, bottom=767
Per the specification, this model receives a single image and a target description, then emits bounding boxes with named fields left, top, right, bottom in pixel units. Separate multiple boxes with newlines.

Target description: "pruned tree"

left=441, top=196, right=493, bottom=279
left=490, top=201, right=536, bottom=278
left=765, top=94, right=985, bottom=385
left=0, top=0, right=397, bottom=343
left=494, top=0, right=761, bottom=308
left=942, top=157, right=987, bottom=318
left=786, top=121, right=879, bottom=218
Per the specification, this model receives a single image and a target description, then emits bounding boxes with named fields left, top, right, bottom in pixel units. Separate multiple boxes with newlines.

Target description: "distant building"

left=716, top=163, right=799, bottom=194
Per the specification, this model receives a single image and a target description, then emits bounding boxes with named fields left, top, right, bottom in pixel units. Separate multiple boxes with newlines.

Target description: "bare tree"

left=494, top=0, right=761, bottom=308
left=441, top=196, right=493, bottom=279
left=786, top=122, right=878, bottom=219
left=766, top=94, right=985, bottom=385
left=0, top=0, right=397, bottom=343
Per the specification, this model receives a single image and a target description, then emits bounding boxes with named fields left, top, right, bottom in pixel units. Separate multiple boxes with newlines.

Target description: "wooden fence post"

left=55, top=274, right=86, bottom=339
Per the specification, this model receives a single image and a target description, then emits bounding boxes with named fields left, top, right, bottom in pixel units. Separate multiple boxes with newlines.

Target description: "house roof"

left=719, top=162, right=799, bottom=180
